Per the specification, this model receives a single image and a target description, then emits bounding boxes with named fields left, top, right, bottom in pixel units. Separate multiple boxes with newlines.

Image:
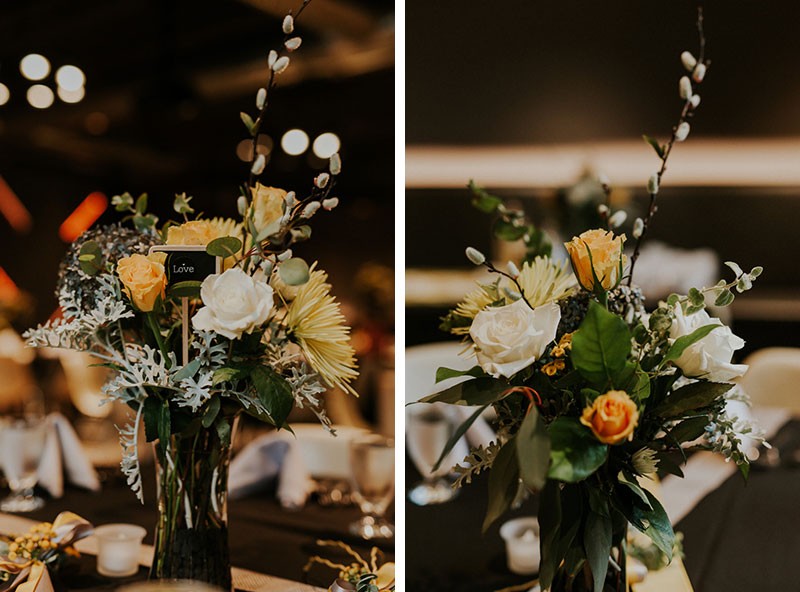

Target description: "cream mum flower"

left=285, top=264, right=358, bottom=395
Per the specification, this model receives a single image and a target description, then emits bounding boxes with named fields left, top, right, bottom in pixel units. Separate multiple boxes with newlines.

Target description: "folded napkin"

left=228, top=431, right=314, bottom=509
left=37, top=414, right=101, bottom=498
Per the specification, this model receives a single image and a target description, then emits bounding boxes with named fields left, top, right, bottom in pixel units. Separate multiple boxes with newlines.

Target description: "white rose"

left=470, top=299, right=560, bottom=379
left=192, top=268, right=274, bottom=340
left=669, top=305, right=747, bottom=382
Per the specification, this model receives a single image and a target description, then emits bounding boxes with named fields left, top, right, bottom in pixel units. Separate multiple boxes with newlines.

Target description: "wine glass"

left=0, top=414, right=48, bottom=512
left=406, top=406, right=460, bottom=506
left=349, top=433, right=395, bottom=540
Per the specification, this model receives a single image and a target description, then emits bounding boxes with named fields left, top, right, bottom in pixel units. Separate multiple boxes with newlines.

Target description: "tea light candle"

left=499, top=517, right=541, bottom=575
left=94, top=524, right=147, bottom=577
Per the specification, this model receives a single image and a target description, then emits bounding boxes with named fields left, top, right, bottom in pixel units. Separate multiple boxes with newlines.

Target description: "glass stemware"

left=348, top=434, right=395, bottom=540
left=0, top=414, right=47, bottom=512
left=406, top=407, right=460, bottom=506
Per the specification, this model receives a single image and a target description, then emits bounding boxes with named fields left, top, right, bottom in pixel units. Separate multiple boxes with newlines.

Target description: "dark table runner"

left=8, top=461, right=394, bottom=591
left=406, top=419, right=800, bottom=592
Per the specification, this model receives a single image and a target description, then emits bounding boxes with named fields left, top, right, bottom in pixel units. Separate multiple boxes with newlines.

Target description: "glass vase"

left=149, top=413, right=238, bottom=591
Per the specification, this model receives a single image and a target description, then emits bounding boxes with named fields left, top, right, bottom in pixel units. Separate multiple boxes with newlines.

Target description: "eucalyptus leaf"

left=78, top=241, right=103, bottom=276
left=135, top=193, right=148, bottom=214
left=240, top=111, right=256, bottom=135
left=169, top=280, right=203, bottom=299
left=538, top=480, right=562, bottom=589
left=206, top=236, right=242, bottom=259
left=667, top=415, right=709, bottom=443
left=201, top=397, right=221, bottom=429
left=643, top=134, right=665, bottom=158
left=173, top=359, right=202, bottom=383
left=278, top=258, right=310, bottom=286
left=714, top=289, right=734, bottom=307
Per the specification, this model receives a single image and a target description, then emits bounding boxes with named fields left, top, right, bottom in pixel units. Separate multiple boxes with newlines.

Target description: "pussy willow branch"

left=627, top=4, right=708, bottom=286
left=246, top=0, right=313, bottom=196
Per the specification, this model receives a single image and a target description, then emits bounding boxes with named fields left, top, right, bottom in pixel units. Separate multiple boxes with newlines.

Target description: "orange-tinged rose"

left=116, top=254, right=167, bottom=312
left=249, top=184, right=286, bottom=235
left=166, top=220, right=217, bottom=246
left=580, top=389, right=639, bottom=445
left=564, top=229, right=626, bottom=291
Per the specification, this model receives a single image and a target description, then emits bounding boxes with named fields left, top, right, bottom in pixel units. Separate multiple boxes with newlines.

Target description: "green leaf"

left=643, top=134, right=665, bottom=158
left=212, top=366, right=250, bottom=385
left=714, top=289, right=734, bottom=307
left=173, top=358, right=202, bottom=383
left=482, top=438, right=520, bottom=533
left=688, top=287, right=705, bottom=307
left=216, top=417, right=232, bottom=447
left=571, top=301, right=631, bottom=387
left=135, top=193, right=148, bottom=214
left=584, top=497, right=612, bottom=592
left=662, top=323, right=719, bottom=366
left=493, top=218, right=528, bottom=241
left=240, top=111, right=256, bottom=135
left=157, top=398, right=171, bottom=453
left=420, top=377, right=510, bottom=407
left=630, top=490, right=675, bottom=561
left=538, top=480, right=562, bottom=589
left=133, top=213, right=158, bottom=232
left=278, top=258, right=310, bottom=286
left=516, top=406, right=551, bottom=492
left=252, top=366, right=295, bottom=429
left=548, top=418, right=608, bottom=482
left=431, top=404, right=489, bottom=472
left=435, top=365, right=486, bottom=383
left=618, top=474, right=653, bottom=511
left=206, top=236, right=242, bottom=259
left=78, top=241, right=104, bottom=276
left=667, top=415, right=709, bottom=443
left=169, top=280, right=203, bottom=298
left=654, top=381, right=733, bottom=418
left=143, top=397, right=161, bottom=443
left=468, top=180, right=502, bottom=213
left=615, top=362, right=650, bottom=399
left=201, top=397, right=221, bottom=428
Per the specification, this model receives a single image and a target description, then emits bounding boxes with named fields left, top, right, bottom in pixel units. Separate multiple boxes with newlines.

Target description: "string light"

left=20, top=54, right=50, bottom=81
left=312, top=133, right=341, bottom=159
left=27, top=85, right=54, bottom=109
left=55, top=65, right=85, bottom=92
left=281, top=129, right=309, bottom=156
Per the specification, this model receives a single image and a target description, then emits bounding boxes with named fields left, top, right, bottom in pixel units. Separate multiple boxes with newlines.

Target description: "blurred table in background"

left=406, top=419, right=800, bottom=592
left=0, top=460, right=393, bottom=591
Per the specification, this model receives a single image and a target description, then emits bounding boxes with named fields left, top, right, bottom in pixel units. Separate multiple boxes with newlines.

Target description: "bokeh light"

left=27, top=85, right=54, bottom=109
left=281, top=129, right=309, bottom=155
left=20, top=54, right=50, bottom=81
left=55, top=65, right=86, bottom=91
left=312, top=132, right=341, bottom=159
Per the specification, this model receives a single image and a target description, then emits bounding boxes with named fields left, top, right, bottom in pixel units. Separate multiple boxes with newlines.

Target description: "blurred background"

left=0, top=0, right=395, bottom=431
left=405, top=0, right=800, bottom=356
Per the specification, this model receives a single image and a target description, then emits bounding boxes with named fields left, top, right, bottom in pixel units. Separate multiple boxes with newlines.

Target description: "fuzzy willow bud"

left=329, top=153, right=342, bottom=175
left=647, top=173, right=659, bottom=195
left=690, top=94, right=701, bottom=109
left=282, top=15, right=294, bottom=34
left=679, top=76, right=693, bottom=100
left=608, top=210, right=627, bottom=228
left=285, top=37, right=302, bottom=51
left=632, top=217, right=644, bottom=239
left=465, top=247, right=486, bottom=266
left=507, top=261, right=520, bottom=278
left=273, top=56, right=290, bottom=74
left=256, top=88, right=267, bottom=110
left=251, top=154, right=266, bottom=175
left=322, top=197, right=339, bottom=211
left=675, top=122, right=690, bottom=142
left=680, top=51, right=698, bottom=72
left=692, top=63, right=707, bottom=83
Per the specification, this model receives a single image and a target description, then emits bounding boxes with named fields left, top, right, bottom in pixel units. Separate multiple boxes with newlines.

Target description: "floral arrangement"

left=422, top=7, right=765, bottom=592
left=23, top=2, right=356, bottom=588
left=304, top=540, right=395, bottom=592
left=0, top=512, right=93, bottom=591
left=24, top=0, right=355, bottom=506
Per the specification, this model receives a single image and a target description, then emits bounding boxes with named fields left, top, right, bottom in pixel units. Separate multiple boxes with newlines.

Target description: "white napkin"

left=37, top=413, right=101, bottom=498
left=228, top=431, right=314, bottom=510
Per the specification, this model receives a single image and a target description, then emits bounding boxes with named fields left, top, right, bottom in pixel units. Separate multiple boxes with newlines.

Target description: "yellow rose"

left=580, top=390, right=639, bottom=445
left=564, top=229, right=626, bottom=291
left=116, top=254, right=167, bottom=312
left=166, top=220, right=217, bottom=246
left=249, top=184, right=286, bottom=235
